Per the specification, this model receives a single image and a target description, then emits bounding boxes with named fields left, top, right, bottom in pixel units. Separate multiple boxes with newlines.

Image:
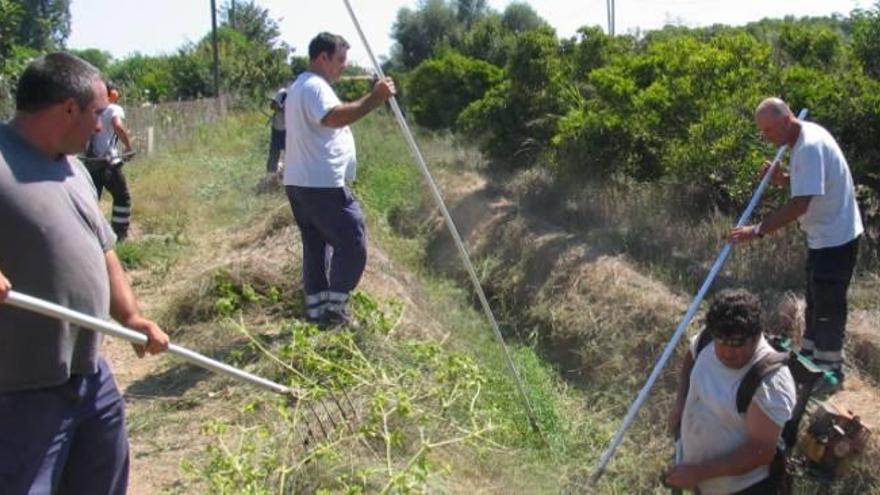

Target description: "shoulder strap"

left=736, top=351, right=789, bottom=414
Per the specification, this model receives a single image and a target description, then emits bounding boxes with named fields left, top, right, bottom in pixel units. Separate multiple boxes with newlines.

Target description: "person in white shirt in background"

left=86, top=81, right=134, bottom=241
left=265, top=86, right=287, bottom=176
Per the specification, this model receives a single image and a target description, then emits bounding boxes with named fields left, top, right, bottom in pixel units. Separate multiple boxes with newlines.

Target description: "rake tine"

left=300, top=408, right=319, bottom=448
left=307, top=400, right=330, bottom=441
left=319, top=398, right=340, bottom=432
left=330, top=392, right=352, bottom=432
left=341, top=387, right=359, bottom=420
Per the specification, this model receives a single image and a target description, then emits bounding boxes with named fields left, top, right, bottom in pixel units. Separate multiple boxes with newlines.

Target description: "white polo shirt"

left=283, top=71, right=356, bottom=188
left=789, top=121, right=863, bottom=249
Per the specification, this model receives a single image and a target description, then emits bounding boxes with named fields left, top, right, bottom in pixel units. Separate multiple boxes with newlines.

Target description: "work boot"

left=322, top=308, right=359, bottom=330
left=812, top=369, right=845, bottom=398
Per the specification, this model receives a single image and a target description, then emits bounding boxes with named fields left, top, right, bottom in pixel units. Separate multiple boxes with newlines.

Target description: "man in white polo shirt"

left=283, top=32, right=395, bottom=327
left=730, top=97, right=863, bottom=388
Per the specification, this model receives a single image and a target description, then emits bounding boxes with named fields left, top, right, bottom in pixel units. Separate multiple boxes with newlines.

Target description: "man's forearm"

left=688, top=440, right=776, bottom=482
left=322, top=92, right=384, bottom=128
left=760, top=196, right=811, bottom=235
left=112, top=118, right=132, bottom=150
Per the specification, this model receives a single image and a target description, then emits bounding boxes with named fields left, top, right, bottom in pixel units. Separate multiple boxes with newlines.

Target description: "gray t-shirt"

left=0, top=123, right=116, bottom=392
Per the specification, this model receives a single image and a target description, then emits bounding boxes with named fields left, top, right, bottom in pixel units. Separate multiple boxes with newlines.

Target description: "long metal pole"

left=589, top=108, right=808, bottom=484
left=606, top=0, right=612, bottom=35
left=4, top=290, right=297, bottom=398
left=340, top=0, right=542, bottom=433
left=210, top=0, right=221, bottom=97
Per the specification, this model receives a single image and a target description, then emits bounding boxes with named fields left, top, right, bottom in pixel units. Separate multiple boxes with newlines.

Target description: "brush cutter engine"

left=799, top=401, right=871, bottom=483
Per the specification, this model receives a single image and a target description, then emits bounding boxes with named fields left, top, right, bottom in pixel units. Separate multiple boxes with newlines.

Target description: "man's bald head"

left=755, top=97, right=793, bottom=121
left=754, top=97, right=798, bottom=147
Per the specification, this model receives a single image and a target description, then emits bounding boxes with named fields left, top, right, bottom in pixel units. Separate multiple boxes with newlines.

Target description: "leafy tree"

left=290, top=56, right=309, bottom=76
left=106, top=53, right=176, bottom=103
left=390, top=0, right=459, bottom=70
left=69, top=48, right=113, bottom=72
left=459, top=26, right=567, bottom=167
left=455, top=0, right=488, bottom=28
left=175, top=26, right=291, bottom=101
left=568, top=25, right=628, bottom=79
left=12, top=0, right=71, bottom=50
left=458, top=14, right=515, bottom=67
left=221, top=0, right=282, bottom=47
left=501, top=2, right=546, bottom=34
left=0, top=0, right=24, bottom=68
left=554, top=31, right=777, bottom=192
left=406, top=50, right=502, bottom=129
left=851, top=2, right=880, bottom=79
left=777, top=24, right=844, bottom=70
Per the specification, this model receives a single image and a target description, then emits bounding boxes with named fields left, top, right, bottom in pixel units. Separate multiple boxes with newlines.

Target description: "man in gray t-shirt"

left=0, top=53, right=169, bottom=495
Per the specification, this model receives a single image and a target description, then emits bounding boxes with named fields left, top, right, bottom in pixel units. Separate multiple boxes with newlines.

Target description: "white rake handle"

left=4, top=290, right=296, bottom=398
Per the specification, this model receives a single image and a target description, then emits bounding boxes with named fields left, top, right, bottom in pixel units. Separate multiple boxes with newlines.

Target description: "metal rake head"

left=294, top=387, right=361, bottom=449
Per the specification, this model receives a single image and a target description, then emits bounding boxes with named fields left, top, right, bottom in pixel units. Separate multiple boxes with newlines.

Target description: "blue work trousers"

left=0, top=358, right=129, bottom=495
left=285, top=185, right=367, bottom=320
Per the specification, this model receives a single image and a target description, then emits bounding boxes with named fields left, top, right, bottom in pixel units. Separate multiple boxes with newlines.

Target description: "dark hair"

left=308, top=32, right=350, bottom=60
left=16, top=52, right=101, bottom=112
left=106, top=81, right=119, bottom=95
left=706, top=289, right=762, bottom=339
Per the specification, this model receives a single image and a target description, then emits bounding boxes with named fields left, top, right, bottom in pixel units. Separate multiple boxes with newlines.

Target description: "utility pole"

left=606, top=0, right=616, bottom=36
left=230, top=0, right=236, bottom=30
left=210, top=0, right=220, bottom=96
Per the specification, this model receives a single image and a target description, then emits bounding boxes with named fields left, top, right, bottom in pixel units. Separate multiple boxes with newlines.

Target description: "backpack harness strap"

left=736, top=350, right=789, bottom=414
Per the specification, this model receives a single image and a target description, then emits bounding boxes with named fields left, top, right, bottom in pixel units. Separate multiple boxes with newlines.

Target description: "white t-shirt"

left=789, top=121, right=863, bottom=249
left=283, top=72, right=356, bottom=188
left=90, top=104, right=124, bottom=158
left=271, top=88, right=286, bottom=131
left=681, top=335, right=796, bottom=495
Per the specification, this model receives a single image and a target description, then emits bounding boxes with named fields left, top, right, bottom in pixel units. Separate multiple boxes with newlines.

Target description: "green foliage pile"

left=187, top=291, right=568, bottom=493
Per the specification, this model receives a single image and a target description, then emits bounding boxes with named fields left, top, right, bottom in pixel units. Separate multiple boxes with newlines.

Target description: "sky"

left=68, top=0, right=876, bottom=69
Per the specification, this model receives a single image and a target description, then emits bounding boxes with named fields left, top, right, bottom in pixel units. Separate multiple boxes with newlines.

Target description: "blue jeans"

left=0, top=358, right=129, bottom=495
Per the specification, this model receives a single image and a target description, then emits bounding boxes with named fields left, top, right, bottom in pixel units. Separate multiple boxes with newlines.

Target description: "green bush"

left=458, top=26, right=568, bottom=168
left=405, top=50, right=503, bottom=130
